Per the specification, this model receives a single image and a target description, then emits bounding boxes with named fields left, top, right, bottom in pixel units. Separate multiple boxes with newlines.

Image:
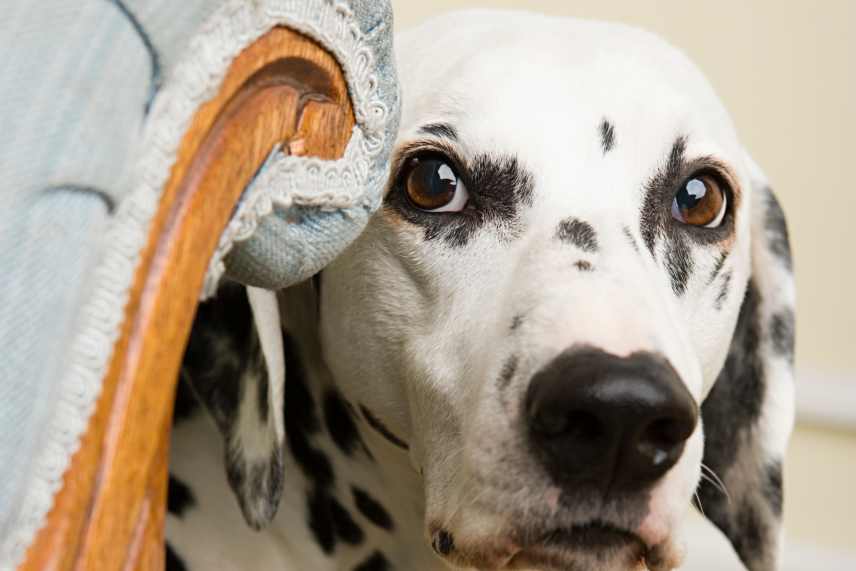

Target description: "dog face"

left=317, top=10, right=794, bottom=571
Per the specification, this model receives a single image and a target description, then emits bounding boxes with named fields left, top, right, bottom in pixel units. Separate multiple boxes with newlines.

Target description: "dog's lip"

left=532, top=521, right=647, bottom=550
left=443, top=521, right=649, bottom=571
left=500, top=525, right=647, bottom=570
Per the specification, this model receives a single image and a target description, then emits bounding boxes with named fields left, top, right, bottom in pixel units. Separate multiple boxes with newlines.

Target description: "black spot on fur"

left=764, top=460, right=784, bottom=518
left=283, top=331, right=335, bottom=487
left=331, top=497, right=365, bottom=545
left=702, top=281, right=764, bottom=472
left=665, top=237, right=694, bottom=295
left=257, top=360, right=270, bottom=423
left=639, top=137, right=734, bottom=293
left=510, top=314, right=524, bottom=331
left=287, top=423, right=333, bottom=487
left=307, top=489, right=336, bottom=554
left=324, top=390, right=364, bottom=456
left=763, top=187, right=792, bottom=270
left=308, top=491, right=366, bottom=554
left=172, top=372, right=200, bottom=424
left=181, top=282, right=253, bottom=433
left=556, top=218, right=599, bottom=253
left=419, top=122, right=458, bottom=140
left=165, top=542, right=187, bottom=571
left=352, top=486, right=394, bottom=531
left=284, top=367, right=373, bottom=553
left=282, top=332, right=320, bottom=436
left=715, top=271, right=733, bottom=310
left=360, top=405, right=409, bottom=450
left=574, top=260, right=593, bottom=272
left=698, top=281, right=780, bottom=568
left=167, top=475, right=195, bottom=517
left=353, top=551, right=391, bottom=571
left=433, top=530, right=455, bottom=556
left=312, top=272, right=323, bottom=320
left=282, top=329, right=361, bottom=554
left=622, top=226, right=639, bottom=253
left=641, top=137, right=688, bottom=256
left=498, top=355, right=519, bottom=392
left=386, top=153, right=534, bottom=247
left=769, top=309, right=795, bottom=363
left=709, top=250, right=729, bottom=284
left=600, top=119, right=615, bottom=154
left=730, top=502, right=769, bottom=566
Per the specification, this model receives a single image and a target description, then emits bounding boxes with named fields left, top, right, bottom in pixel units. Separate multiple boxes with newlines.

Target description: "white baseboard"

left=795, top=368, right=856, bottom=430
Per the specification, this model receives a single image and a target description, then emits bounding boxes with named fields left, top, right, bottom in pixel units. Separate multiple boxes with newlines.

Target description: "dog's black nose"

left=525, top=346, right=698, bottom=492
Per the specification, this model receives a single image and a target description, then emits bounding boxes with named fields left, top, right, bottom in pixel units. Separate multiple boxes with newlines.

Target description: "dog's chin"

left=437, top=522, right=683, bottom=571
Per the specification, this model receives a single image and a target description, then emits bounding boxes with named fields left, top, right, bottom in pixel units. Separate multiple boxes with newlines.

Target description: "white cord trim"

left=201, top=0, right=393, bottom=297
left=200, top=125, right=388, bottom=297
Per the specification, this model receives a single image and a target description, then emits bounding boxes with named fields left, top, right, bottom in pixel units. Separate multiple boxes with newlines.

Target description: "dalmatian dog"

left=166, top=9, right=795, bottom=571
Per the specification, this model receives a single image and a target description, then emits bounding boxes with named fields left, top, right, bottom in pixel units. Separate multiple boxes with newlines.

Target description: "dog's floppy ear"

left=697, top=156, right=795, bottom=571
left=181, top=282, right=285, bottom=529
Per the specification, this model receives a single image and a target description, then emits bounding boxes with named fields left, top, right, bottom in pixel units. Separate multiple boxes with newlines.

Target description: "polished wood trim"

left=19, top=26, right=354, bottom=571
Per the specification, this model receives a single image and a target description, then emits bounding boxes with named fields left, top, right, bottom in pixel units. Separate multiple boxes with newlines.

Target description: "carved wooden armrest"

left=20, top=27, right=354, bottom=571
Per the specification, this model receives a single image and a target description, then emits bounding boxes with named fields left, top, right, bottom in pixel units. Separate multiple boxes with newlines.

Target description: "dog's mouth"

left=436, top=521, right=681, bottom=571
left=538, top=521, right=645, bottom=551
left=505, top=522, right=646, bottom=570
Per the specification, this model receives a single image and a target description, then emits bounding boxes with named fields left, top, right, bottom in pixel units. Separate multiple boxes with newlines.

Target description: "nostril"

left=530, top=409, right=568, bottom=437
left=565, top=411, right=603, bottom=441
left=646, top=417, right=684, bottom=448
left=530, top=409, right=605, bottom=441
left=634, top=413, right=696, bottom=472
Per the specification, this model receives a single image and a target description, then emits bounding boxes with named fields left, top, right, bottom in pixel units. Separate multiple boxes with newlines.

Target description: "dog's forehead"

left=397, top=10, right=741, bottom=179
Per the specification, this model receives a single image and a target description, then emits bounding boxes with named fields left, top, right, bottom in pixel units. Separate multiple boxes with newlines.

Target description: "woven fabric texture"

left=0, top=1, right=399, bottom=566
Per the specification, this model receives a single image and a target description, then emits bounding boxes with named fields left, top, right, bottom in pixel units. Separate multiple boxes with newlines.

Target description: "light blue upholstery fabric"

left=1, top=0, right=154, bottom=553
left=0, top=0, right=399, bottom=566
left=0, top=191, right=111, bottom=549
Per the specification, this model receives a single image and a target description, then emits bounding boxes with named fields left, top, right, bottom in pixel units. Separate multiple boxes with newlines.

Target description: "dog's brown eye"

left=671, top=175, right=727, bottom=228
left=403, top=156, right=469, bottom=212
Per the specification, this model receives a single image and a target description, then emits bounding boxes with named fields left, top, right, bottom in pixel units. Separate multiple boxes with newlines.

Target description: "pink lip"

left=445, top=523, right=648, bottom=570
left=637, top=510, right=671, bottom=547
left=505, top=535, right=648, bottom=571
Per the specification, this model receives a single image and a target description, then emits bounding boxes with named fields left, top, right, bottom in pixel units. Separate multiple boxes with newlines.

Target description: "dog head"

left=184, top=9, right=795, bottom=571
left=318, top=10, right=794, bottom=571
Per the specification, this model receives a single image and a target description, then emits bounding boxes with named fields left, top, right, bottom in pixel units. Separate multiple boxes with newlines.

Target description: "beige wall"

left=392, top=0, right=856, bottom=379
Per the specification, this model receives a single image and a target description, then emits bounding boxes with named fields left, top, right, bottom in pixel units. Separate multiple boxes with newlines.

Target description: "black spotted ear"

left=697, top=159, right=795, bottom=571
left=180, top=282, right=286, bottom=529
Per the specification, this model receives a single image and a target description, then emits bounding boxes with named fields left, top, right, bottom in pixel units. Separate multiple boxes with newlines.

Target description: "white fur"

left=321, top=10, right=762, bottom=570
left=171, top=10, right=793, bottom=571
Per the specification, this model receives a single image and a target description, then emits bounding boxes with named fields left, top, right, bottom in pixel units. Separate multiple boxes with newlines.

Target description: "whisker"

left=700, top=463, right=731, bottom=503
left=699, top=472, right=725, bottom=497
left=694, top=490, right=707, bottom=518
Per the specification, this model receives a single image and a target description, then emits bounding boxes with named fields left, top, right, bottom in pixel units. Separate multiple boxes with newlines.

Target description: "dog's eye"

left=403, top=156, right=469, bottom=212
left=671, top=175, right=727, bottom=228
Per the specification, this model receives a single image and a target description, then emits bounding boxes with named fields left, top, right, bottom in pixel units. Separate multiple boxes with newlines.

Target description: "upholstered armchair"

left=0, top=1, right=400, bottom=568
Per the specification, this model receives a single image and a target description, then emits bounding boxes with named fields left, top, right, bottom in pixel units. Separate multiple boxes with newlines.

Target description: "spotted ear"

left=697, top=157, right=795, bottom=571
left=180, top=282, right=286, bottom=529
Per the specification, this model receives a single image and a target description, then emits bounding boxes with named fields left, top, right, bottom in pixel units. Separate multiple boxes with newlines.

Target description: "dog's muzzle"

left=525, top=346, right=698, bottom=493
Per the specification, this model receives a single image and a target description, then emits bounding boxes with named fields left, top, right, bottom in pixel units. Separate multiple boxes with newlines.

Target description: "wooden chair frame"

left=20, top=27, right=354, bottom=570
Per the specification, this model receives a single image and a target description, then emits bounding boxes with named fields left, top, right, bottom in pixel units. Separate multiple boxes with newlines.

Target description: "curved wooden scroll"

left=20, top=26, right=354, bottom=571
